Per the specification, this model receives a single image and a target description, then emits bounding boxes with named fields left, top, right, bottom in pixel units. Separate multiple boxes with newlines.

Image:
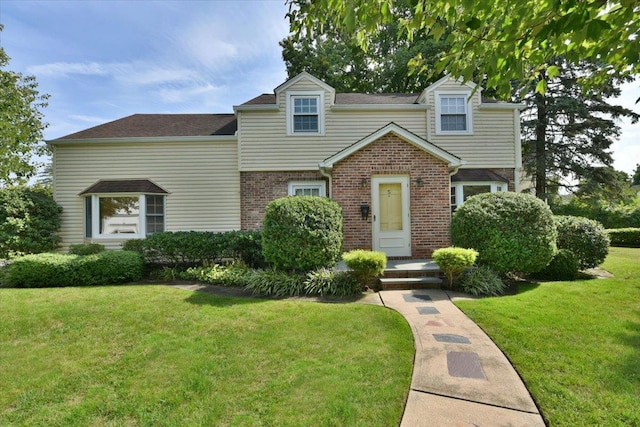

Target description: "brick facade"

left=332, top=134, right=452, bottom=258
left=240, top=170, right=327, bottom=230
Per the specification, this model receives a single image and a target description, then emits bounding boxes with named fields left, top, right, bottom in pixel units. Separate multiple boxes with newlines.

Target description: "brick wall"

left=240, top=170, right=327, bottom=230
left=332, top=134, right=452, bottom=258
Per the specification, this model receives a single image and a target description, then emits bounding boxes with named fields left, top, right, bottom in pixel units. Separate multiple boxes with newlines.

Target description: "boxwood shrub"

left=451, top=192, right=556, bottom=276
left=432, top=247, right=478, bottom=287
left=607, top=228, right=640, bottom=247
left=68, top=243, right=105, bottom=255
left=262, top=196, right=343, bottom=272
left=554, top=215, right=609, bottom=269
left=341, top=250, right=386, bottom=288
left=3, top=251, right=143, bottom=288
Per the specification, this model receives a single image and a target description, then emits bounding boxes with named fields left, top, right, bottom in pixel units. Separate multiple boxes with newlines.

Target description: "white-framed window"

left=287, top=91, right=325, bottom=135
left=450, top=182, right=506, bottom=211
left=288, top=181, right=327, bottom=197
left=435, top=91, right=472, bottom=134
left=85, top=194, right=165, bottom=238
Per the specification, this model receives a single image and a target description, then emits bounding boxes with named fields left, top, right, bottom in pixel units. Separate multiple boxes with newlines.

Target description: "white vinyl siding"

left=52, top=139, right=240, bottom=250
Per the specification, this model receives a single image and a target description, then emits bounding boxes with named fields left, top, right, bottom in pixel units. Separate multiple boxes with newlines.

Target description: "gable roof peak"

left=274, top=71, right=336, bottom=95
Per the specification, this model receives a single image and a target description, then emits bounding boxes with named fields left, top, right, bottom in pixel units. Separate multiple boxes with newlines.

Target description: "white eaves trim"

left=418, top=74, right=478, bottom=103
left=47, top=135, right=237, bottom=146
left=319, top=122, right=465, bottom=170
left=330, top=104, right=429, bottom=112
left=233, top=104, right=279, bottom=113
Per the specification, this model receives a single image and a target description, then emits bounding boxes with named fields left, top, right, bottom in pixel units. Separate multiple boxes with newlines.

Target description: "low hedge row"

left=606, top=228, right=640, bottom=247
left=2, top=251, right=143, bottom=288
left=124, top=230, right=265, bottom=268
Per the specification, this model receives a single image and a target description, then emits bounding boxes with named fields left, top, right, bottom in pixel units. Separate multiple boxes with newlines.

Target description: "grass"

left=0, top=286, right=414, bottom=426
left=455, top=247, right=640, bottom=427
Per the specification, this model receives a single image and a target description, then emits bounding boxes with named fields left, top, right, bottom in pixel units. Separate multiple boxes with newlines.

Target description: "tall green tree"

left=281, top=9, right=449, bottom=93
left=518, top=59, right=639, bottom=199
left=287, top=1, right=639, bottom=99
left=0, top=25, right=49, bottom=186
left=632, top=164, right=640, bottom=186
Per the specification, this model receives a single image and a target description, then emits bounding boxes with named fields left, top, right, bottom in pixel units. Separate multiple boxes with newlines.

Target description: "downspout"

left=319, top=165, right=333, bottom=198
left=514, top=109, right=522, bottom=193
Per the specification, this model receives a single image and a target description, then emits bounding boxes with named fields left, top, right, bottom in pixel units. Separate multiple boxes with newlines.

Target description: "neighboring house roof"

left=55, top=114, right=237, bottom=140
left=320, top=122, right=465, bottom=169
left=451, top=169, right=509, bottom=182
left=79, top=179, right=169, bottom=195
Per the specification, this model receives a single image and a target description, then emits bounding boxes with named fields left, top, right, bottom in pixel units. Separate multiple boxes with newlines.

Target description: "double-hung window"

left=436, top=92, right=472, bottom=134
left=287, top=91, right=324, bottom=135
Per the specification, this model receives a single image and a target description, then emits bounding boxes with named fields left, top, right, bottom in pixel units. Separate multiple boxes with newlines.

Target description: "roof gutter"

left=47, top=135, right=237, bottom=146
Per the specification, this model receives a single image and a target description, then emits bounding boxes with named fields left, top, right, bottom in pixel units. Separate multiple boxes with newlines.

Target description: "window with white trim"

left=436, top=92, right=472, bottom=134
left=85, top=194, right=165, bottom=238
left=288, top=181, right=326, bottom=197
left=450, top=182, right=506, bottom=211
left=287, top=91, right=324, bottom=135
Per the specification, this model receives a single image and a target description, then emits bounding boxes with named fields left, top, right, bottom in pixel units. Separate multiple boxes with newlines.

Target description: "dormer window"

left=287, top=91, right=325, bottom=135
left=435, top=91, right=472, bottom=134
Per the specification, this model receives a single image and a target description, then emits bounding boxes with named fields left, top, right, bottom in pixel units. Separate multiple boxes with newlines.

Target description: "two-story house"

left=49, top=72, right=526, bottom=258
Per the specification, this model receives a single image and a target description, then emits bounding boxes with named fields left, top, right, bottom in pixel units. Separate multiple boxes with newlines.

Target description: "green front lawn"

left=0, top=286, right=414, bottom=426
left=456, top=247, right=640, bottom=426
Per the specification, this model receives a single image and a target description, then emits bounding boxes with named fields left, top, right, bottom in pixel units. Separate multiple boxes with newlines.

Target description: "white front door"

left=372, top=176, right=411, bottom=257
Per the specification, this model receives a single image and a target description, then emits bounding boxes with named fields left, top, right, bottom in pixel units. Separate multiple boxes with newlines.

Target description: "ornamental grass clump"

left=432, top=247, right=478, bottom=287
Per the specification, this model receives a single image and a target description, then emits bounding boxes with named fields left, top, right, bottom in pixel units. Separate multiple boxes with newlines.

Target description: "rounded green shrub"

left=554, top=215, right=609, bottom=269
left=262, top=196, right=343, bottom=272
left=432, top=247, right=478, bottom=287
left=451, top=192, right=556, bottom=275
left=460, top=265, right=506, bottom=296
left=535, top=249, right=579, bottom=281
left=341, top=250, right=387, bottom=289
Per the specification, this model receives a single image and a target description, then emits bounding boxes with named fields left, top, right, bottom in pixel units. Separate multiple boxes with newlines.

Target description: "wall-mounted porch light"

left=414, top=177, right=424, bottom=187
left=361, top=178, right=368, bottom=188
left=360, top=203, right=370, bottom=220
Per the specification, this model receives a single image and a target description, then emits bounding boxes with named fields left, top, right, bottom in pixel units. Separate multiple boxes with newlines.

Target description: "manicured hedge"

left=607, top=228, right=640, bottom=247
left=262, top=196, right=343, bottom=272
left=3, top=251, right=143, bottom=288
left=126, top=230, right=265, bottom=268
left=535, top=249, right=579, bottom=281
left=432, top=247, right=478, bottom=286
left=69, top=243, right=105, bottom=255
left=342, top=250, right=387, bottom=289
left=451, top=192, right=556, bottom=275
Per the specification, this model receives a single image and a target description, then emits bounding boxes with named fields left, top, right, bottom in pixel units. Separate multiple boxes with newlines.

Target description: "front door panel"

left=372, top=176, right=411, bottom=256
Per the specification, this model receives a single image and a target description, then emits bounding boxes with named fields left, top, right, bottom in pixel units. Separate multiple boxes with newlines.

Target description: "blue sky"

left=1, top=0, right=639, bottom=175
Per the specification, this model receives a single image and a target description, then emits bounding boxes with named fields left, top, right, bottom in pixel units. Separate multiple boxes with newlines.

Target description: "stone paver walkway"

left=377, top=289, right=546, bottom=427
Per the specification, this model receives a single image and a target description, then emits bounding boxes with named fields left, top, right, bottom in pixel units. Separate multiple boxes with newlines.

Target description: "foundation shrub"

left=68, top=243, right=105, bottom=256
left=432, top=247, right=478, bottom=287
left=451, top=192, right=556, bottom=276
left=606, top=228, right=640, bottom=247
left=262, top=196, right=343, bottom=272
left=341, top=250, right=386, bottom=288
left=460, top=266, right=506, bottom=296
left=554, top=215, right=609, bottom=269
left=535, top=249, right=579, bottom=281
left=3, top=251, right=143, bottom=288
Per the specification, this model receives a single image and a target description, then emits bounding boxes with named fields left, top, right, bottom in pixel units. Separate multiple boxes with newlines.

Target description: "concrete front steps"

left=380, top=260, right=443, bottom=290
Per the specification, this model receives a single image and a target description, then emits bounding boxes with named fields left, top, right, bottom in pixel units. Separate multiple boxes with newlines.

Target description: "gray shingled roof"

left=451, top=169, right=509, bottom=182
left=79, top=179, right=169, bottom=195
left=56, top=114, right=237, bottom=140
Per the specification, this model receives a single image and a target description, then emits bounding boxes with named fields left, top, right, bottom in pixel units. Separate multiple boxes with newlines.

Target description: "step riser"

left=381, top=282, right=442, bottom=290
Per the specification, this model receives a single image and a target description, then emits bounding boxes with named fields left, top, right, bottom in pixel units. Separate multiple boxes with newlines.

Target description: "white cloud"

left=157, top=82, right=220, bottom=104
left=27, top=62, right=108, bottom=77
